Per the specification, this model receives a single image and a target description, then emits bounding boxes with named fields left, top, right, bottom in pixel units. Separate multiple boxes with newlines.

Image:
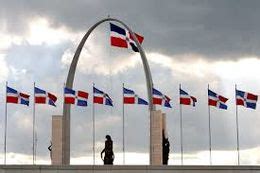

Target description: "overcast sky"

left=0, top=0, right=260, bottom=165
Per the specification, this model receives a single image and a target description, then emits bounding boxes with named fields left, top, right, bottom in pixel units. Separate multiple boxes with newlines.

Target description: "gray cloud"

left=2, top=0, right=260, bottom=58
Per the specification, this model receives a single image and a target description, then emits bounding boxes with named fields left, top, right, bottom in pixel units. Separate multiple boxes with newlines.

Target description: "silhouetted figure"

left=162, top=131, right=170, bottom=165
left=48, top=141, right=52, bottom=160
left=101, top=135, right=114, bottom=165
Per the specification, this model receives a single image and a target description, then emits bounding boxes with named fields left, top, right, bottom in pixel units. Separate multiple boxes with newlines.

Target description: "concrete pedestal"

left=151, top=110, right=163, bottom=165
left=51, top=115, right=63, bottom=165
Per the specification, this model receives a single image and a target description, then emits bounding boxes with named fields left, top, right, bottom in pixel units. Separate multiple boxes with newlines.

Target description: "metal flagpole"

left=122, top=83, right=125, bottom=165
left=235, top=84, right=240, bottom=165
left=92, top=83, right=95, bottom=165
left=4, top=81, right=8, bottom=165
left=179, top=84, right=184, bottom=165
left=35, top=132, right=37, bottom=164
left=32, top=82, right=36, bottom=164
left=208, top=84, right=212, bottom=165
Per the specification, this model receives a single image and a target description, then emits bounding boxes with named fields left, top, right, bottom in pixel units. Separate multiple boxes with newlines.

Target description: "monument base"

left=51, top=115, right=63, bottom=165
left=151, top=110, right=167, bottom=165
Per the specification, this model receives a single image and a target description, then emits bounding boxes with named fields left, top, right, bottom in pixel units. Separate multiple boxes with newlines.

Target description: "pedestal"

left=51, top=115, right=63, bottom=165
left=151, top=110, right=163, bottom=165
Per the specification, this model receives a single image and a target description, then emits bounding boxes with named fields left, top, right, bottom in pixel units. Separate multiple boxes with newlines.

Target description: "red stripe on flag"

left=247, top=93, right=258, bottom=100
left=219, top=95, right=228, bottom=102
left=236, top=99, right=244, bottom=105
left=65, top=97, right=75, bottom=104
left=208, top=99, right=217, bottom=106
left=153, top=98, right=162, bottom=105
left=78, top=91, right=88, bottom=98
left=35, top=97, right=46, bottom=104
left=48, top=93, right=57, bottom=102
left=180, top=98, right=191, bottom=105
left=7, top=96, right=18, bottom=103
left=93, top=97, right=103, bottom=104
left=20, top=93, right=30, bottom=98
left=111, top=37, right=128, bottom=48
left=130, top=32, right=144, bottom=44
left=124, top=97, right=135, bottom=104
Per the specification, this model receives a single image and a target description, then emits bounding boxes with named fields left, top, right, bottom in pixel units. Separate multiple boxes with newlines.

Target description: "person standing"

left=101, top=135, right=114, bottom=165
left=163, top=131, right=170, bottom=165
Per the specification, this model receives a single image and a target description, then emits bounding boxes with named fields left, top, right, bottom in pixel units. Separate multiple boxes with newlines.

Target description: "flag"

left=34, top=87, right=57, bottom=107
left=236, top=89, right=258, bottom=109
left=208, top=89, right=228, bottom=110
left=64, top=87, right=88, bottom=106
left=123, top=87, right=148, bottom=105
left=93, top=87, right=113, bottom=106
left=110, top=23, right=144, bottom=52
left=6, top=86, right=30, bottom=106
left=152, top=88, right=172, bottom=108
left=180, top=89, right=197, bottom=107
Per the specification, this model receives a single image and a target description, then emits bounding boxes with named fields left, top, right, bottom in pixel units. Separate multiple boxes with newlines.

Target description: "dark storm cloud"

left=2, top=0, right=260, bottom=58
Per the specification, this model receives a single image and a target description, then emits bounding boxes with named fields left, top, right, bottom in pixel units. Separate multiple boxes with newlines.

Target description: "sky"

left=0, top=0, right=260, bottom=165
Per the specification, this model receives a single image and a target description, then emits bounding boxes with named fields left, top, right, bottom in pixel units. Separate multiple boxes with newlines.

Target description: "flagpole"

left=92, top=83, right=95, bottom=165
left=122, top=83, right=125, bottom=165
left=4, top=81, right=8, bottom=165
left=35, top=132, right=37, bottom=164
left=208, top=84, right=212, bottom=165
left=235, top=84, right=240, bottom=165
left=32, top=82, right=36, bottom=164
left=179, top=84, right=184, bottom=165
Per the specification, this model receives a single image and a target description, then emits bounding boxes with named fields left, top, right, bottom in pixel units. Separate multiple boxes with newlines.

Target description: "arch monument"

left=61, top=17, right=163, bottom=165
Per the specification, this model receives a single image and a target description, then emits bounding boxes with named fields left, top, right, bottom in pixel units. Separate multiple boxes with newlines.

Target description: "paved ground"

left=0, top=165, right=260, bottom=173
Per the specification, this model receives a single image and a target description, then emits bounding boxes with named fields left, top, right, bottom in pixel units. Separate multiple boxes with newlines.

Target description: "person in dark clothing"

left=162, top=130, right=170, bottom=165
left=48, top=141, right=52, bottom=160
left=101, top=135, right=114, bottom=165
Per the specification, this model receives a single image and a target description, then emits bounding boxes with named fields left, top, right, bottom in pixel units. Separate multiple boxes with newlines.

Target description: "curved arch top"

left=62, top=17, right=155, bottom=165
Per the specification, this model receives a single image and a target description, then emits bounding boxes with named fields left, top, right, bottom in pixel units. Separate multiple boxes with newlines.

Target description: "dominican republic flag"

left=64, top=87, right=88, bottom=106
left=34, top=87, right=57, bottom=106
left=110, top=23, right=144, bottom=52
left=152, top=88, right=172, bottom=108
left=123, top=87, right=148, bottom=105
left=180, top=89, right=197, bottom=107
left=236, top=89, right=258, bottom=109
left=6, top=86, right=30, bottom=106
left=208, top=89, right=228, bottom=110
left=93, top=87, right=113, bottom=106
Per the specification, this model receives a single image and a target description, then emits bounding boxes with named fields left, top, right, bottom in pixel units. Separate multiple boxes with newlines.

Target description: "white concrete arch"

left=62, top=17, right=155, bottom=165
